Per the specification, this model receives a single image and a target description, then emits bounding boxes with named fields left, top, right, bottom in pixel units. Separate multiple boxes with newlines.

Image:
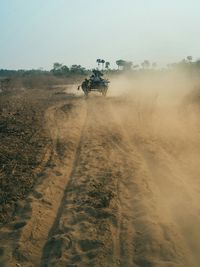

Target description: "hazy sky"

left=0, top=0, right=200, bottom=69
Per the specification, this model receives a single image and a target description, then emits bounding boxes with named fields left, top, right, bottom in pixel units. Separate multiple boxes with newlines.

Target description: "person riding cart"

left=89, top=69, right=103, bottom=85
left=78, top=69, right=109, bottom=96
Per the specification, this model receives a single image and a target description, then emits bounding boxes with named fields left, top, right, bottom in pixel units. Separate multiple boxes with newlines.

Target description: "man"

left=90, top=69, right=103, bottom=83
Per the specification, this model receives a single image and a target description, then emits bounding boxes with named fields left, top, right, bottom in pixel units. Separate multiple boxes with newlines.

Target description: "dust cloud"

left=3, top=70, right=200, bottom=266
left=107, top=69, right=200, bottom=266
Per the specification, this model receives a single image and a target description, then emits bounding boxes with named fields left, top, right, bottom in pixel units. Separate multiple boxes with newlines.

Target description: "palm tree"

left=105, top=62, right=110, bottom=69
left=101, top=59, right=105, bottom=70
left=96, top=59, right=101, bottom=68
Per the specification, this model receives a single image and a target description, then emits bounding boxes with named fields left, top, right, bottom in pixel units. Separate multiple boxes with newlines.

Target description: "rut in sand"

left=2, top=94, right=200, bottom=267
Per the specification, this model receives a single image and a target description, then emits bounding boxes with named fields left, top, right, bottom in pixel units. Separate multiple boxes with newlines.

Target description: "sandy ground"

left=1, top=84, right=200, bottom=267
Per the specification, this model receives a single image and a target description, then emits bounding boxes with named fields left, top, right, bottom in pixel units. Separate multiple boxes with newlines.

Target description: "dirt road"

left=1, top=92, right=200, bottom=267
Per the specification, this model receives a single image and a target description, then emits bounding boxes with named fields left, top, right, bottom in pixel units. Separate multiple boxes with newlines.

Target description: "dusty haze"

left=1, top=70, right=200, bottom=267
left=107, top=70, right=200, bottom=266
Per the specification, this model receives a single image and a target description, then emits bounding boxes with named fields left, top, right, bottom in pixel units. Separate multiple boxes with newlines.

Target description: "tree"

left=53, top=62, right=62, bottom=70
left=116, top=60, right=132, bottom=70
left=61, top=65, right=69, bottom=74
left=70, top=64, right=86, bottom=75
left=116, top=60, right=126, bottom=70
left=141, top=60, right=150, bottom=69
left=124, top=61, right=132, bottom=70
left=105, top=62, right=110, bottom=69
left=51, top=63, right=69, bottom=76
left=101, top=59, right=105, bottom=70
left=96, top=59, right=101, bottom=68
left=187, top=56, right=193, bottom=63
left=51, top=62, right=63, bottom=75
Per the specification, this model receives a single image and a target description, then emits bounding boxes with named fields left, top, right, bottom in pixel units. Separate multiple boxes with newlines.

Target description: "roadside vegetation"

left=1, top=56, right=200, bottom=91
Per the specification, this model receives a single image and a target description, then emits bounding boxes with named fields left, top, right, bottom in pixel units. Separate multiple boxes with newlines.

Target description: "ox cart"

left=78, top=70, right=109, bottom=96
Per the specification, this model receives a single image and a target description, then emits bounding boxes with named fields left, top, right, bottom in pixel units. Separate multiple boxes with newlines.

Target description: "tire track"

left=39, top=97, right=123, bottom=267
left=10, top=98, right=86, bottom=267
left=19, top=95, right=197, bottom=267
left=108, top=99, right=197, bottom=267
left=40, top=101, right=90, bottom=266
left=39, top=96, right=194, bottom=267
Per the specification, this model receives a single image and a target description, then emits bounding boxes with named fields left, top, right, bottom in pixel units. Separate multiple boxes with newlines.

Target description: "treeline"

left=115, top=56, right=200, bottom=71
left=0, top=64, right=89, bottom=78
left=1, top=56, right=200, bottom=78
left=50, top=63, right=89, bottom=76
